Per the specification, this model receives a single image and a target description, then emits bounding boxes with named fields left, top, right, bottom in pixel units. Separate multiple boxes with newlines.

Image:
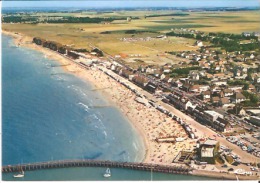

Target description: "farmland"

left=2, top=10, right=260, bottom=65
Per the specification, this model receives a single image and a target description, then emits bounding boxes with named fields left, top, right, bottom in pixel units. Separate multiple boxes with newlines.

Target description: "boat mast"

left=151, top=167, right=153, bottom=181
left=236, top=174, right=239, bottom=181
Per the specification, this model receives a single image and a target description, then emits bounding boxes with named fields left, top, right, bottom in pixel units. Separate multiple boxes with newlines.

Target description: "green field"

left=3, top=10, right=260, bottom=65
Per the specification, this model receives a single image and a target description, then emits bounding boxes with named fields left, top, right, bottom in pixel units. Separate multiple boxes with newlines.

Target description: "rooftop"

left=204, top=110, right=223, bottom=118
left=246, top=109, right=260, bottom=115
left=201, top=147, right=214, bottom=157
left=203, top=139, right=218, bottom=146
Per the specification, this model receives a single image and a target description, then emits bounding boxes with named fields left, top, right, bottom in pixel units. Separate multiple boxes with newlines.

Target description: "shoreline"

left=2, top=30, right=152, bottom=162
left=3, top=30, right=259, bottom=181
left=2, top=30, right=195, bottom=165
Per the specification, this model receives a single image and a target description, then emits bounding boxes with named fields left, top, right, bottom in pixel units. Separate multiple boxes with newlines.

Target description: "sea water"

left=2, top=34, right=145, bottom=165
left=2, top=167, right=216, bottom=181
left=2, top=35, right=214, bottom=180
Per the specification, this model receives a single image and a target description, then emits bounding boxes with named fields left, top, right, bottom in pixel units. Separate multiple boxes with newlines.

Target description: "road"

left=98, top=60, right=260, bottom=164
left=119, top=79, right=260, bottom=163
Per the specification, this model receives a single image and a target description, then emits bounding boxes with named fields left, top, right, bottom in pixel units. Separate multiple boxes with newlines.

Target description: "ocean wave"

left=67, top=85, right=74, bottom=89
left=103, top=131, right=107, bottom=138
left=133, top=142, right=138, bottom=150
left=78, top=102, right=89, bottom=112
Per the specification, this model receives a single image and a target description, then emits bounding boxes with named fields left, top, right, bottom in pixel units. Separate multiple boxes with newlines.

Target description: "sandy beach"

left=3, top=30, right=260, bottom=181
left=2, top=30, right=195, bottom=165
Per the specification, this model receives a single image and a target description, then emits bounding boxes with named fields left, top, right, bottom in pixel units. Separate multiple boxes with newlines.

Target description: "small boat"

left=103, top=168, right=111, bottom=178
left=13, top=170, right=24, bottom=178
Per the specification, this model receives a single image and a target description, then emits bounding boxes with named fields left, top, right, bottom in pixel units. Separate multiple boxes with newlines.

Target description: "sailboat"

left=103, top=168, right=111, bottom=178
left=13, top=166, right=24, bottom=178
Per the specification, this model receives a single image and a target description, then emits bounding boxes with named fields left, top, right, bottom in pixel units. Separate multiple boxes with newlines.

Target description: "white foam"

left=78, top=102, right=89, bottom=112
left=133, top=142, right=138, bottom=150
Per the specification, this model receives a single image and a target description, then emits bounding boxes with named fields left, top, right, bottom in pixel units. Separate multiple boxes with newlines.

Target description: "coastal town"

left=25, top=26, right=260, bottom=179
left=2, top=5, right=260, bottom=181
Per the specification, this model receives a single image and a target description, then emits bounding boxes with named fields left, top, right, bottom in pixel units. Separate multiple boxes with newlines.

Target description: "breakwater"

left=2, top=159, right=193, bottom=175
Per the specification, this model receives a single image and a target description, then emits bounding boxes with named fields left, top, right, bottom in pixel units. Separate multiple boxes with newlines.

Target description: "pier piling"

left=2, top=159, right=193, bottom=175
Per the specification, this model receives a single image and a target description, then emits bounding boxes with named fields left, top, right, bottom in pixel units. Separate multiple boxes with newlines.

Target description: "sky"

left=2, top=0, right=260, bottom=8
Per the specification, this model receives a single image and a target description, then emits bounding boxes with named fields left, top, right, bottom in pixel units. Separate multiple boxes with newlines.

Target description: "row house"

left=191, top=107, right=212, bottom=127
left=120, top=69, right=134, bottom=80
left=230, top=92, right=247, bottom=104
left=248, top=84, right=256, bottom=93
left=188, top=70, right=206, bottom=81
left=219, top=89, right=233, bottom=97
left=256, top=84, right=260, bottom=93
left=171, top=80, right=183, bottom=88
left=211, top=79, right=227, bottom=86
left=42, top=41, right=59, bottom=51
left=202, top=91, right=211, bottom=101
left=228, top=85, right=244, bottom=92
left=162, top=76, right=173, bottom=83
left=213, top=117, right=231, bottom=132
left=211, top=96, right=220, bottom=105
left=167, top=94, right=196, bottom=111
left=191, top=108, right=230, bottom=132
left=33, top=37, right=68, bottom=55
left=67, top=50, right=80, bottom=59
left=58, top=46, right=67, bottom=54
left=33, top=37, right=45, bottom=45
left=219, top=97, right=230, bottom=108
left=251, top=73, right=260, bottom=83
left=144, top=81, right=158, bottom=94
left=189, top=85, right=209, bottom=93
left=132, top=75, right=149, bottom=88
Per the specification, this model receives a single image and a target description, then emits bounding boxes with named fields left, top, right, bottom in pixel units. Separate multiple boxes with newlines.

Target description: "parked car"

left=222, top=164, right=228, bottom=168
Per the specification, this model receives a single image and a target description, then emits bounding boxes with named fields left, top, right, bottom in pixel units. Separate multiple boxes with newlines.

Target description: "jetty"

left=2, top=159, right=192, bottom=175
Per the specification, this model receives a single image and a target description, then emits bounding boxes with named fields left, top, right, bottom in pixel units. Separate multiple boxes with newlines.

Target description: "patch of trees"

left=211, top=37, right=259, bottom=52
left=193, top=79, right=210, bottom=85
left=227, top=79, right=249, bottom=90
left=166, top=30, right=259, bottom=52
left=166, top=31, right=195, bottom=39
left=3, top=16, right=37, bottom=23
left=45, top=17, right=117, bottom=23
left=124, top=30, right=158, bottom=34
left=242, top=91, right=259, bottom=106
left=145, top=13, right=189, bottom=18
left=170, top=66, right=201, bottom=77
left=91, top=48, right=103, bottom=57
left=209, top=32, right=258, bottom=41
left=48, top=16, right=139, bottom=24
left=247, top=67, right=259, bottom=74
left=166, top=51, right=177, bottom=55
left=240, top=42, right=260, bottom=51
left=190, top=61, right=199, bottom=66
left=100, top=31, right=111, bottom=34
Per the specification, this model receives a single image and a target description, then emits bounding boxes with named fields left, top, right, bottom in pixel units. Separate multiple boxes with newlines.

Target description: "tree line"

left=166, top=31, right=259, bottom=52
left=3, top=16, right=38, bottom=23
left=145, top=13, right=189, bottom=18
left=2, top=15, right=139, bottom=24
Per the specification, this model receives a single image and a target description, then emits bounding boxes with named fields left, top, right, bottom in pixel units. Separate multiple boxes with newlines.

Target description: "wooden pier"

left=2, top=159, right=193, bottom=175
